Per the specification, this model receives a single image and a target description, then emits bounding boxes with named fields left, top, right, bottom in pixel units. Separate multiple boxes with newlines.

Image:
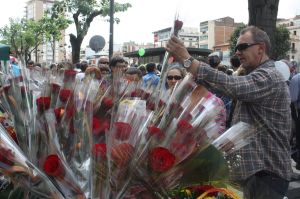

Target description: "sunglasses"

left=167, top=75, right=182, bottom=80
left=99, top=62, right=109, bottom=64
left=235, top=43, right=259, bottom=52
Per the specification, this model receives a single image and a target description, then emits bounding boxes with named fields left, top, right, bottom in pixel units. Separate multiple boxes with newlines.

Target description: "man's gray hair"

left=240, top=26, right=271, bottom=55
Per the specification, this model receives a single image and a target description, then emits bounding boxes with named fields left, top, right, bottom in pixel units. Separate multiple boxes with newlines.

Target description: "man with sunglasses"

left=166, top=26, right=292, bottom=199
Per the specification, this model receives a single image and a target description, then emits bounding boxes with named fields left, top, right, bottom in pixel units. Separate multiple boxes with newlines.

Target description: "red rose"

left=149, top=147, right=176, bottom=172
left=92, top=143, right=107, bottom=159
left=147, top=126, right=164, bottom=140
left=36, top=97, right=51, bottom=112
left=174, top=20, right=183, bottom=31
left=93, top=117, right=110, bottom=135
left=20, top=86, right=26, bottom=93
left=114, top=122, right=132, bottom=141
left=3, top=85, right=11, bottom=92
left=64, top=69, right=77, bottom=77
left=54, top=107, right=64, bottom=122
left=146, top=102, right=155, bottom=111
left=59, top=89, right=72, bottom=103
left=66, top=104, right=76, bottom=119
left=51, top=83, right=61, bottom=93
left=142, top=92, right=150, bottom=100
left=111, top=143, right=134, bottom=167
left=177, top=119, right=193, bottom=134
left=0, top=148, right=14, bottom=167
left=43, top=154, right=65, bottom=177
left=7, top=127, right=18, bottom=144
left=101, top=97, right=113, bottom=109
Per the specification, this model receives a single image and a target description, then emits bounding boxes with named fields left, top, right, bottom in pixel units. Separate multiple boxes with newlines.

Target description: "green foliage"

left=51, top=0, right=132, bottom=63
left=0, top=12, right=70, bottom=63
left=229, top=24, right=246, bottom=56
left=272, top=25, right=291, bottom=60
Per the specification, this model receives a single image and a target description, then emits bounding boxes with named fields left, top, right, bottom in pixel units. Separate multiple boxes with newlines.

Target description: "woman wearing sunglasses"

left=166, top=65, right=186, bottom=90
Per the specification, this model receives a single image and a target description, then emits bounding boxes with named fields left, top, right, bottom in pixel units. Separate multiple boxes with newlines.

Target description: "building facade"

left=277, top=15, right=300, bottom=64
left=153, top=27, right=199, bottom=48
left=199, top=17, right=243, bottom=65
left=25, top=0, right=66, bottom=66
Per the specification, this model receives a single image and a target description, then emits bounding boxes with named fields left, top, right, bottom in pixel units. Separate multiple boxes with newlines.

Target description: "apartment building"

left=277, top=15, right=300, bottom=64
left=153, top=27, right=199, bottom=48
left=199, top=17, right=242, bottom=50
left=25, top=0, right=66, bottom=65
left=199, top=17, right=243, bottom=64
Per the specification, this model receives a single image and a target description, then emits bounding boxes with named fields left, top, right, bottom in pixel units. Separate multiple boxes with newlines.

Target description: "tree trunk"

left=70, top=33, right=83, bottom=64
left=248, top=0, right=279, bottom=58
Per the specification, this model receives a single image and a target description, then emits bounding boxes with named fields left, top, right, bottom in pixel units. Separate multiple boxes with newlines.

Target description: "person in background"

left=290, top=73, right=300, bottom=171
left=138, top=65, right=147, bottom=76
left=208, top=55, right=221, bottom=69
left=142, top=62, right=160, bottom=87
left=166, top=25, right=292, bottom=199
left=290, top=60, right=298, bottom=80
left=75, top=60, right=88, bottom=81
left=27, top=60, right=35, bottom=69
left=165, top=65, right=186, bottom=90
left=109, top=56, right=127, bottom=76
left=230, top=55, right=241, bottom=72
left=10, top=56, right=21, bottom=77
left=98, top=56, right=109, bottom=67
left=125, top=67, right=143, bottom=82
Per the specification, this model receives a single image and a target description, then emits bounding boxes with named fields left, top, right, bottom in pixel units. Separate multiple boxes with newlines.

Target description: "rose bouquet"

left=0, top=18, right=253, bottom=199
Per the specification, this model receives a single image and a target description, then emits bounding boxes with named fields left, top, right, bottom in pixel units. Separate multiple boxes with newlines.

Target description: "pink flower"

left=43, top=154, right=65, bottom=177
left=114, top=122, right=132, bottom=141
left=149, top=147, right=175, bottom=172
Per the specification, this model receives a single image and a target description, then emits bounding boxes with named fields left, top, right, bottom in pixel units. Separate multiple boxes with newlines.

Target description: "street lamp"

left=109, top=0, right=114, bottom=59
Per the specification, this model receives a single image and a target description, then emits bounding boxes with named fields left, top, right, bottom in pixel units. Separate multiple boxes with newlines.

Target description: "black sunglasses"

left=167, top=75, right=182, bottom=80
left=235, top=43, right=259, bottom=52
left=99, top=62, right=109, bottom=64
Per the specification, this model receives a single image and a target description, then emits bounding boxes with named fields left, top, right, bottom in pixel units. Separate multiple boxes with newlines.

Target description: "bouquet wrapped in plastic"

left=0, top=19, right=253, bottom=199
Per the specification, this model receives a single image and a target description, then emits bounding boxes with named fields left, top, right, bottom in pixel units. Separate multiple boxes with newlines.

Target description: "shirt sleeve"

left=196, top=64, right=277, bottom=102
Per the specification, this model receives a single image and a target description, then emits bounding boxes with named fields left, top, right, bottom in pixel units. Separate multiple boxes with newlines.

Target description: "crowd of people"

left=0, top=25, right=300, bottom=199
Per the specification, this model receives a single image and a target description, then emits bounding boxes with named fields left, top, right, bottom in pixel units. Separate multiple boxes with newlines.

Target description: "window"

left=292, top=43, right=295, bottom=50
left=294, top=31, right=297, bottom=35
left=200, top=44, right=208, bottom=49
left=200, top=35, right=208, bottom=41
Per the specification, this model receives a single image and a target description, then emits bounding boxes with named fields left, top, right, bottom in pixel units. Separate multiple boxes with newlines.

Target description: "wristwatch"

left=183, top=56, right=194, bottom=68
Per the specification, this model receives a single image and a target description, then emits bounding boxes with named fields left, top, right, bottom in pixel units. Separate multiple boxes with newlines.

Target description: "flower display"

left=0, top=19, right=253, bottom=199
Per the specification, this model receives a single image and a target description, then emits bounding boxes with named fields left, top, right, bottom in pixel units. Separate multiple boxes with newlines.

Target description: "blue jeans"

left=241, top=171, right=289, bottom=199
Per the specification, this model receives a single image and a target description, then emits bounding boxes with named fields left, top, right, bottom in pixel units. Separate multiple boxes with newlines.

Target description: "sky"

left=0, top=0, right=300, bottom=48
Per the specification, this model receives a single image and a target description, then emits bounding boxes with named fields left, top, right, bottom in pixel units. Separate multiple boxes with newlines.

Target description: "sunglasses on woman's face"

left=167, top=75, right=182, bottom=80
left=235, top=43, right=259, bottom=52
